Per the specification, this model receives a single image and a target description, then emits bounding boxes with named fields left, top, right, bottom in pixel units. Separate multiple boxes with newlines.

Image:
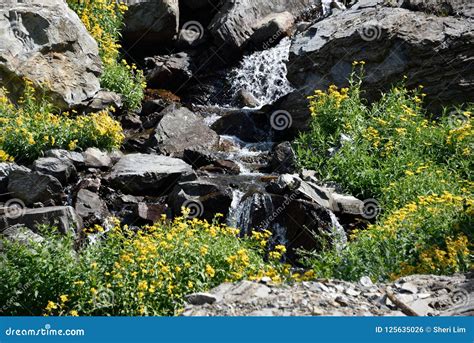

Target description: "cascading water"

left=228, top=37, right=294, bottom=107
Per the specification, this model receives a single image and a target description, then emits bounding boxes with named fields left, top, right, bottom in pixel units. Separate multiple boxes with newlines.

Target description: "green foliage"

left=0, top=215, right=293, bottom=316
left=294, top=63, right=473, bottom=281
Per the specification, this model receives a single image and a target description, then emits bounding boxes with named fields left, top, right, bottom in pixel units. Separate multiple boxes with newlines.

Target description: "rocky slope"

left=183, top=274, right=473, bottom=316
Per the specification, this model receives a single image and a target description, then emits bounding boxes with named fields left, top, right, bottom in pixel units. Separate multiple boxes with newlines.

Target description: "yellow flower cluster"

left=68, top=0, right=128, bottom=66
left=309, top=85, right=350, bottom=112
left=0, top=83, right=124, bottom=161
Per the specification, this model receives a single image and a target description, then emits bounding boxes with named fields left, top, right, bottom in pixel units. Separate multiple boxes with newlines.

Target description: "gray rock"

left=83, top=90, right=122, bottom=112
left=1, top=224, right=44, bottom=246
left=74, top=189, right=109, bottom=226
left=250, top=12, right=296, bottom=49
left=45, top=149, right=85, bottom=168
left=234, top=89, right=260, bottom=108
left=286, top=0, right=474, bottom=114
left=209, top=0, right=317, bottom=58
left=0, top=206, right=82, bottom=236
left=0, top=163, right=30, bottom=196
left=83, top=148, right=113, bottom=169
left=150, top=105, right=220, bottom=158
left=0, top=0, right=101, bottom=109
left=8, top=169, right=63, bottom=205
left=107, top=153, right=194, bottom=195
left=33, top=157, right=76, bottom=185
left=121, top=0, right=179, bottom=46
left=144, top=52, right=193, bottom=90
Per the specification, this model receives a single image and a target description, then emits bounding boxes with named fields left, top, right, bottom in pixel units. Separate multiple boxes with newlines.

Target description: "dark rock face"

left=0, top=163, right=30, bottom=197
left=33, top=157, right=77, bottom=185
left=8, top=169, right=63, bottom=206
left=269, top=142, right=297, bottom=174
left=74, top=189, right=109, bottom=227
left=169, top=179, right=233, bottom=220
left=150, top=105, right=220, bottom=157
left=209, top=0, right=317, bottom=58
left=211, top=110, right=270, bottom=143
left=286, top=0, right=474, bottom=115
left=45, top=150, right=85, bottom=169
left=0, top=206, right=82, bottom=236
left=107, top=153, right=195, bottom=196
left=122, top=0, right=179, bottom=47
left=144, top=52, right=194, bottom=90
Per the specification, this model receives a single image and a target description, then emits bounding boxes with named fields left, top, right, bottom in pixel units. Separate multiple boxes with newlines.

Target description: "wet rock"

left=0, top=206, right=82, bottom=236
left=74, top=189, right=109, bottom=227
left=211, top=109, right=270, bottom=143
left=122, top=0, right=179, bottom=47
left=269, top=142, right=297, bottom=174
left=182, top=148, right=217, bottom=169
left=0, top=0, right=101, bottom=109
left=234, top=89, right=260, bottom=108
left=33, top=157, right=77, bottom=185
left=83, top=148, right=113, bottom=169
left=150, top=105, right=220, bottom=158
left=144, top=52, right=194, bottom=90
left=287, top=0, right=474, bottom=113
left=200, top=160, right=241, bottom=175
left=209, top=0, right=317, bottom=59
left=169, top=179, right=233, bottom=220
left=250, top=12, right=296, bottom=50
left=75, top=177, right=101, bottom=193
left=119, top=112, right=142, bottom=130
left=107, top=153, right=195, bottom=196
left=8, top=169, right=63, bottom=206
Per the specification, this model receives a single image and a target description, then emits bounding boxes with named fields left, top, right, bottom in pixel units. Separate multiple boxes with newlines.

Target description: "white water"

left=229, top=37, right=294, bottom=107
left=227, top=189, right=245, bottom=228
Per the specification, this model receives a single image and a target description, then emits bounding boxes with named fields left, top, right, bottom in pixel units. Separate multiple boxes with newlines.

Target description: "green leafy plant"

left=294, top=62, right=473, bottom=281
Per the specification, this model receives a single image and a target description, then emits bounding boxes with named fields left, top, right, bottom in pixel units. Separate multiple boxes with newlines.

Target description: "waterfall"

left=228, top=37, right=294, bottom=107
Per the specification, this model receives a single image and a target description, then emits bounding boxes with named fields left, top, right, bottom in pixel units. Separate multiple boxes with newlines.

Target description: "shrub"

left=0, top=80, right=124, bottom=162
left=294, top=62, right=473, bottom=281
left=0, top=213, right=302, bottom=316
left=67, top=0, right=145, bottom=110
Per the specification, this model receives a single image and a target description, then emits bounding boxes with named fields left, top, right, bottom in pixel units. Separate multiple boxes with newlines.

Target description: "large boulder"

left=0, top=0, right=102, bottom=109
left=285, top=0, right=474, bottom=116
left=33, top=157, right=77, bottom=185
left=209, top=0, right=317, bottom=58
left=107, top=153, right=195, bottom=195
left=150, top=105, right=220, bottom=158
left=121, top=0, right=179, bottom=46
left=8, top=169, right=63, bottom=206
left=0, top=163, right=29, bottom=196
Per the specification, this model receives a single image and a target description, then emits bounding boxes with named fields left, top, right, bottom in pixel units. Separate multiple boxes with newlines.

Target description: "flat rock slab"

left=107, top=153, right=195, bottom=195
left=0, top=206, right=82, bottom=236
